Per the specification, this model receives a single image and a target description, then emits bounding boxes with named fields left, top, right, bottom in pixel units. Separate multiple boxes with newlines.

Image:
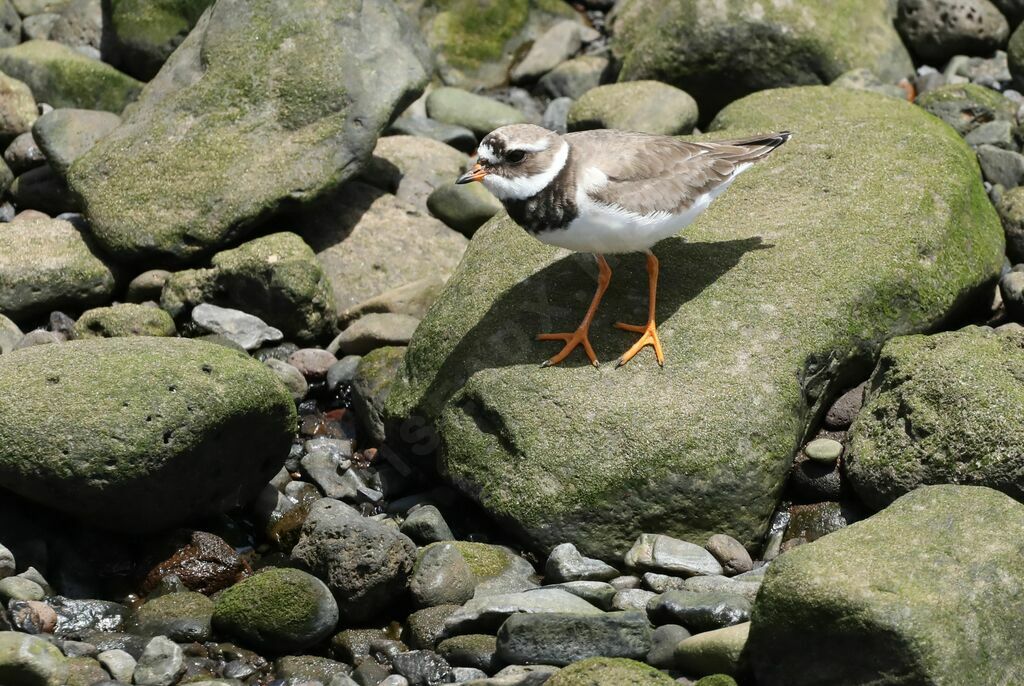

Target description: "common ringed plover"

left=456, top=124, right=790, bottom=368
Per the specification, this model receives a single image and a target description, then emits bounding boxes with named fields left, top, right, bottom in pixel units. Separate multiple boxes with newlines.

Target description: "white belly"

left=535, top=162, right=750, bottom=254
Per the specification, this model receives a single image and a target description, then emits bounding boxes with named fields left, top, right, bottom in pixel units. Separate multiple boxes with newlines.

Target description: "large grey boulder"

left=0, top=215, right=116, bottom=322
left=0, top=337, right=296, bottom=531
left=611, top=0, right=913, bottom=119
left=748, top=486, right=1024, bottom=684
left=845, top=325, right=1024, bottom=510
left=67, top=0, right=432, bottom=265
left=383, top=86, right=1004, bottom=560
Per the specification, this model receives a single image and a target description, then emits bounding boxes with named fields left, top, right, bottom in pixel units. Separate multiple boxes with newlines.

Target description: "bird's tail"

left=708, top=131, right=792, bottom=162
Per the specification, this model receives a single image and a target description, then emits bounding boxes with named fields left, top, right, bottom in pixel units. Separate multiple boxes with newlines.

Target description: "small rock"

left=425, top=87, right=526, bottom=138
left=510, top=20, right=583, bottom=83
left=9, top=163, right=79, bottom=214
left=265, top=359, right=309, bottom=401
left=0, top=543, right=14, bottom=578
left=192, top=303, right=283, bottom=350
left=387, top=117, right=477, bottom=154
left=830, top=68, right=908, bottom=100
left=496, top=610, right=653, bottom=667
left=330, top=313, right=420, bottom=356
left=0, top=71, right=37, bottom=143
left=646, top=624, right=690, bottom=669
left=97, top=649, right=136, bottom=683
left=625, top=534, right=724, bottom=577
left=411, top=543, right=476, bottom=609
left=133, top=636, right=186, bottom=686
left=73, top=303, right=177, bottom=338
left=404, top=605, right=461, bottom=651
left=803, top=438, right=843, bottom=464
left=401, top=505, right=455, bottom=544
left=916, top=83, right=1017, bottom=135
left=351, top=345, right=406, bottom=444
left=611, top=588, right=656, bottom=612
left=443, top=588, right=602, bottom=635
left=824, top=383, right=866, bottom=429
left=436, top=634, right=499, bottom=673
left=674, top=622, right=750, bottom=678
left=31, top=108, right=121, bottom=176
left=125, top=269, right=172, bottom=303
left=132, top=591, right=214, bottom=643
left=301, top=448, right=356, bottom=500
left=22, top=13, right=59, bottom=41
left=642, top=573, right=686, bottom=594
left=965, top=120, right=1016, bottom=149
left=610, top=575, right=642, bottom=590
left=288, top=348, right=338, bottom=380
left=788, top=453, right=843, bottom=503
left=681, top=576, right=762, bottom=604
left=3, top=130, right=44, bottom=175
left=703, top=535, right=752, bottom=577
left=544, top=581, right=616, bottom=610
left=545, top=543, right=618, bottom=583
left=326, top=355, right=361, bottom=391
left=538, top=55, right=609, bottom=100
left=0, top=575, right=44, bottom=601
left=391, top=650, right=453, bottom=686
left=141, top=530, right=250, bottom=596
left=541, top=96, right=572, bottom=135
left=426, top=182, right=502, bottom=238
left=13, top=329, right=61, bottom=349
left=568, top=81, right=698, bottom=135
left=647, top=591, right=751, bottom=632
left=978, top=144, right=1024, bottom=188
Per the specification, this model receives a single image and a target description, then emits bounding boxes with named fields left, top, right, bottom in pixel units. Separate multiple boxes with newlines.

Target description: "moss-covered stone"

left=915, top=83, right=1018, bottom=136
left=406, top=0, right=577, bottom=88
left=674, top=623, right=749, bottom=677
left=0, top=337, right=296, bottom=531
left=545, top=657, right=676, bottom=685
left=108, top=0, right=213, bottom=80
left=160, top=232, right=336, bottom=344
left=0, top=70, right=37, bottom=144
left=0, top=215, right=116, bottom=322
left=611, top=0, right=912, bottom=120
left=845, top=326, right=1024, bottom=510
left=0, top=40, right=142, bottom=112
left=73, top=302, right=177, bottom=338
left=567, top=81, right=699, bottom=135
left=0, top=631, right=68, bottom=686
left=352, top=345, right=406, bottom=444
left=747, top=486, right=1024, bottom=684
left=213, top=567, right=338, bottom=653
left=384, top=86, right=1004, bottom=559
left=132, top=591, right=213, bottom=642
left=67, top=0, right=431, bottom=265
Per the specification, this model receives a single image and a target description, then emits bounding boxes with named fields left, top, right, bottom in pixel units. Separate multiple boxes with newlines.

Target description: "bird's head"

left=457, top=124, right=569, bottom=201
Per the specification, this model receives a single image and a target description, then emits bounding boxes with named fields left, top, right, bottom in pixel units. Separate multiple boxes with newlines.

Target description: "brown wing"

left=565, top=130, right=790, bottom=216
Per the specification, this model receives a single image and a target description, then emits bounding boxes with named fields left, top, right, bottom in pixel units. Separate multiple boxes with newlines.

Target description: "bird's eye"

left=507, top=150, right=526, bottom=164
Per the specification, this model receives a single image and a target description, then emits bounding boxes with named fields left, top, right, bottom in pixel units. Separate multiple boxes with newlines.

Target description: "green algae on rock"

left=0, top=40, right=142, bottom=112
left=384, top=86, right=1004, bottom=560
left=160, top=232, right=336, bottom=344
left=747, top=486, right=1024, bottom=684
left=545, top=657, right=676, bottom=685
left=611, top=0, right=913, bottom=120
left=0, top=215, right=116, bottom=322
left=67, top=0, right=432, bottom=266
left=845, top=325, right=1024, bottom=511
left=212, top=567, right=338, bottom=653
left=0, top=631, right=69, bottom=686
left=403, top=0, right=578, bottom=89
left=0, top=337, right=296, bottom=531
left=73, top=302, right=177, bottom=338
left=107, top=0, right=213, bottom=80
left=567, top=81, right=699, bottom=136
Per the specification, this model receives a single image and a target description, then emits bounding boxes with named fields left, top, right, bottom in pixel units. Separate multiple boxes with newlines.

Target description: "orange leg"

left=537, top=254, right=611, bottom=367
left=615, top=250, right=664, bottom=367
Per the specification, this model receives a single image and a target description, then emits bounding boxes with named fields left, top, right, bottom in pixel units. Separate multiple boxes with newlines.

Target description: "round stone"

left=0, top=631, right=68, bottom=685
left=0, top=576, right=44, bottom=601
left=804, top=438, right=843, bottom=463
left=212, top=567, right=338, bottom=652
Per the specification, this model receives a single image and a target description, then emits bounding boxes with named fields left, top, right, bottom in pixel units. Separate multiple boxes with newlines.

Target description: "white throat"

left=482, top=140, right=569, bottom=201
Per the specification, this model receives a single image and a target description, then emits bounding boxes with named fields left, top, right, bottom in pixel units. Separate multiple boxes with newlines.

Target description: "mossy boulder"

left=0, top=40, right=142, bottom=112
left=67, top=0, right=431, bottom=266
left=611, top=0, right=913, bottom=120
left=212, top=567, right=339, bottom=653
left=384, top=86, right=1004, bottom=560
left=545, top=657, right=676, bottom=686
left=403, top=0, right=579, bottom=89
left=747, top=486, right=1024, bottom=684
left=567, top=81, right=699, bottom=135
left=0, top=337, right=296, bottom=531
left=0, top=631, right=68, bottom=686
left=160, top=232, right=336, bottom=344
left=73, top=302, right=177, bottom=338
left=845, top=326, right=1024, bottom=510
left=107, top=0, right=213, bottom=80
left=0, top=215, right=116, bottom=322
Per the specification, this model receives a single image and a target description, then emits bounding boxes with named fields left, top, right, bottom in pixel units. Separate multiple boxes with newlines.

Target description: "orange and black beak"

left=456, top=162, right=487, bottom=184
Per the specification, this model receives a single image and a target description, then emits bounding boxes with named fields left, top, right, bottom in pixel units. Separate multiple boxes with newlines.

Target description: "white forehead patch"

left=477, top=142, right=498, bottom=164
left=483, top=140, right=569, bottom=201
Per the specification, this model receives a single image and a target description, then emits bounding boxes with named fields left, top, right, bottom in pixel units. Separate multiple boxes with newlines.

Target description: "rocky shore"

left=1, top=0, right=1023, bottom=684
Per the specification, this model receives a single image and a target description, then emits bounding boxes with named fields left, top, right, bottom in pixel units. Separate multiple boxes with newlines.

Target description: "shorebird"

left=456, top=124, right=790, bottom=368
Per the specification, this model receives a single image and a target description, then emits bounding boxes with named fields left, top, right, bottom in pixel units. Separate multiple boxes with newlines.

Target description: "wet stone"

left=647, top=591, right=752, bottom=633
left=142, top=531, right=250, bottom=596
left=133, top=635, right=186, bottom=686
left=401, top=505, right=454, bottom=544
left=647, top=624, right=691, bottom=669
left=543, top=581, right=616, bottom=610
left=704, top=535, right=753, bottom=577
left=495, top=611, right=654, bottom=667
left=545, top=543, right=619, bottom=583
left=192, top=303, right=283, bottom=350
left=625, top=535, right=724, bottom=577
left=390, top=650, right=453, bottom=686
left=97, top=649, right=137, bottom=682
left=50, top=596, right=129, bottom=639
left=288, top=348, right=338, bottom=380
left=436, top=634, right=499, bottom=673
left=612, top=588, right=657, bottom=612
left=804, top=438, right=843, bottom=464
left=410, top=543, right=475, bottom=609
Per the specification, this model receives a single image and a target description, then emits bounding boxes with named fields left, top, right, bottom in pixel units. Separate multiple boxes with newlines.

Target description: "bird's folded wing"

left=566, top=130, right=779, bottom=216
